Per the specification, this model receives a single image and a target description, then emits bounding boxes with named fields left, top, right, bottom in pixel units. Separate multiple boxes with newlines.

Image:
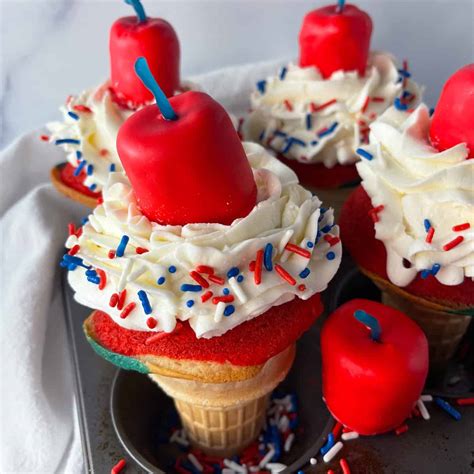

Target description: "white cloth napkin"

left=0, top=58, right=286, bottom=473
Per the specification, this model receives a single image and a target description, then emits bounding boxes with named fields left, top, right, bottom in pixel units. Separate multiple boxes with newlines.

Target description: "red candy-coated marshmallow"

left=117, top=90, right=257, bottom=225
left=321, top=299, right=428, bottom=435
left=110, top=14, right=180, bottom=105
left=299, top=3, right=372, bottom=78
left=430, top=64, right=474, bottom=158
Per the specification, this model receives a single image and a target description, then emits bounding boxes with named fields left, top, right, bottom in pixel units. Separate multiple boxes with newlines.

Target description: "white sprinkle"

left=323, top=441, right=343, bottom=463
left=310, top=457, right=317, bottom=465
left=214, top=301, right=226, bottom=323
left=259, top=445, right=276, bottom=468
left=170, top=429, right=189, bottom=446
left=266, top=462, right=286, bottom=472
left=417, top=399, right=430, bottom=420
left=188, top=453, right=203, bottom=472
left=228, top=276, right=247, bottom=303
left=278, top=415, right=289, bottom=432
left=223, top=459, right=247, bottom=473
left=341, top=431, right=359, bottom=441
left=117, top=259, right=133, bottom=291
left=128, top=265, right=146, bottom=282
left=284, top=432, right=295, bottom=452
left=421, top=394, right=433, bottom=402
left=249, top=466, right=260, bottom=473
left=222, top=469, right=236, bottom=474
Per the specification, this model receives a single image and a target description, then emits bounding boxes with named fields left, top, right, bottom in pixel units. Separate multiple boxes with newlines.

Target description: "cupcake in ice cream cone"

left=243, top=2, right=422, bottom=218
left=340, top=64, right=474, bottom=369
left=62, top=58, right=342, bottom=455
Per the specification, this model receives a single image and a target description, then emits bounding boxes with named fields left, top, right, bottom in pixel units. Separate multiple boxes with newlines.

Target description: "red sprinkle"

left=283, top=99, right=293, bottom=111
left=212, top=295, right=235, bottom=305
left=120, top=302, right=136, bottom=319
left=361, top=96, right=370, bottom=113
left=117, top=289, right=127, bottom=310
left=73, top=104, right=93, bottom=114
left=196, top=265, right=215, bottom=275
left=254, top=249, right=264, bottom=285
left=368, top=205, right=385, bottom=223
left=452, top=223, right=470, bottom=232
left=109, top=293, right=119, bottom=308
left=324, top=235, right=340, bottom=247
left=68, top=244, right=80, bottom=256
left=111, top=458, right=126, bottom=474
left=97, top=196, right=103, bottom=205
left=298, top=284, right=306, bottom=291
left=371, top=96, right=385, bottom=103
left=136, top=247, right=149, bottom=254
left=332, top=421, right=343, bottom=439
left=456, top=397, right=474, bottom=406
left=100, top=149, right=109, bottom=157
left=96, top=269, right=107, bottom=290
left=108, top=250, right=116, bottom=259
left=426, top=227, right=435, bottom=244
left=190, top=271, right=209, bottom=288
left=311, top=99, right=337, bottom=113
left=201, top=291, right=213, bottom=303
left=249, top=260, right=256, bottom=272
left=274, top=264, right=296, bottom=285
left=395, top=423, right=409, bottom=435
left=285, top=243, right=311, bottom=258
left=327, top=470, right=336, bottom=474
left=340, top=458, right=351, bottom=474
left=443, top=236, right=464, bottom=251
left=208, top=274, right=225, bottom=285
left=68, top=223, right=76, bottom=236
left=146, top=317, right=157, bottom=329
left=40, top=134, right=50, bottom=141
left=75, top=227, right=83, bottom=238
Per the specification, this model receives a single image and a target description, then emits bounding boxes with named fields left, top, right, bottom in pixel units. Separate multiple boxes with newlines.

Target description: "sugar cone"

left=307, top=186, right=355, bottom=220
left=381, top=287, right=471, bottom=369
left=149, top=344, right=295, bottom=456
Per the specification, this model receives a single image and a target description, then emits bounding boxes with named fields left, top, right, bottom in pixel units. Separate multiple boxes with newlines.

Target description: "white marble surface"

left=1, top=0, right=473, bottom=149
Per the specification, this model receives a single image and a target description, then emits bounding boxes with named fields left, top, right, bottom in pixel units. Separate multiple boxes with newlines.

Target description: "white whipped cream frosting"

left=65, top=142, right=342, bottom=338
left=357, top=104, right=474, bottom=287
left=48, top=81, right=198, bottom=191
left=244, top=52, right=423, bottom=168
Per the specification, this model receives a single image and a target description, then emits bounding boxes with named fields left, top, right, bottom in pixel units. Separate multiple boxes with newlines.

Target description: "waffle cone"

left=150, top=344, right=295, bottom=456
left=308, top=186, right=355, bottom=220
left=381, top=285, right=471, bottom=368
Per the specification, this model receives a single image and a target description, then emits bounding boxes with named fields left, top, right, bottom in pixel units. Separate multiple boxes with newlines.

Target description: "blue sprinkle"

left=89, top=184, right=97, bottom=191
left=137, top=290, right=152, bottom=314
left=429, top=108, right=435, bottom=116
left=394, top=97, right=408, bottom=111
left=306, top=241, right=314, bottom=248
left=282, top=137, right=306, bottom=154
left=73, top=160, right=86, bottom=176
left=291, top=137, right=306, bottom=147
left=264, top=243, right=273, bottom=271
left=279, top=67, right=287, bottom=80
left=356, top=148, right=373, bottom=160
left=67, top=111, right=79, bottom=120
left=81, top=217, right=89, bottom=225
left=310, top=140, right=319, bottom=146
left=321, top=224, right=334, bottom=233
left=320, top=433, right=335, bottom=455
left=67, top=263, right=77, bottom=271
left=424, top=219, right=431, bottom=232
left=223, top=288, right=230, bottom=295
left=157, top=276, right=166, bottom=285
left=434, top=397, right=461, bottom=421
left=258, top=130, right=265, bottom=141
left=274, top=130, right=287, bottom=138
left=431, top=263, right=441, bottom=276
left=85, top=268, right=97, bottom=277
left=59, top=260, right=68, bottom=268
left=86, top=164, right=94, bottom=176
left=116, top=235, right=130, bottom=257
left=326, top=251, right=336, bottom=261
left=257, top=80, right=267, bottom=94
left=305, top=113, right=312, bottom=130
left=398, top=68, right=411, bottom=78
left=109, top=163, right=116, bottom=172
left=224, top=305, right=235, bottom=316
left=87, top=276, right=100, bottom=284
left=227, top=267, right=240, bottom=279
left=55, top=138, right=80, bottom=145
left=186, top=300, right=195, bottom=308
left=180, top=284, right=202, bottom=292
left=237, top=275, right=244, bottom=283
left=421, top=269, right=430, bottom=279
left=168, top=265, right=177, bottom=273
left=299, top=268, right=311, bottom=279
left=321, top=207, right=327, bottom=214
left=62, top=254, right=90, bottom=269
left=76, top=150, right=82, bottom=160
left=318, top=122, right=338, bottom=138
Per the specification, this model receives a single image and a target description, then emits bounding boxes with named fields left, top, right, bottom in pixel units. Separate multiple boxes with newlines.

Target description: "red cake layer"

left=278, top=154, right=360, bottom=189
left=90, top=294, right=323, bottom=366
left=340, top=186, right=474, bottom=307
left=60, top=163, right=102, bottom=198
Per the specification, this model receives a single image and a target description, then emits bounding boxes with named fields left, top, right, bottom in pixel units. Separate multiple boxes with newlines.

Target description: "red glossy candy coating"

left=299, top=4, right=372, bottom=79
left=117, top=91, right=257, bottom=225
left=110, top=16, right=180, bottom=106
left=321, top=298, right=428, bottom=435
left=430, top=64, right=474, bottom=158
